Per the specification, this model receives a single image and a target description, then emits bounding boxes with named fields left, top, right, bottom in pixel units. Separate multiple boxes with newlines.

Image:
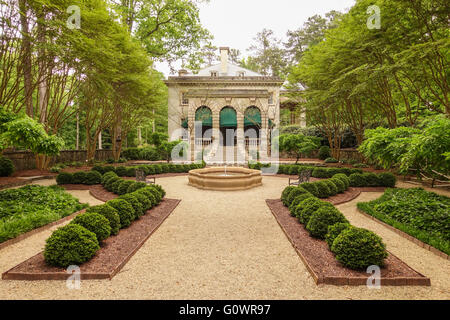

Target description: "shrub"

left=362, top=172, right=380, bottom=187
left=281, top=186, right=297, bottom=206
left=91, top=165, right=104, bottom=174
left=84, top=170, right=102, bottom=185
left=126, top=167, right=136, bottom=177
left=111, top=179, right=124, bottom=194
left=289, top=193, right=315, bottom=216
left=154, top=165, right=163, bottom=174
left=119, top=194, right=143, bottom=219
left=324, top=157, right=338, bottom=163
left=318, top=146, right=331, bottom=160
left=137, top=165, right=149, bottom=175
left=306, top=206, right=349, bottom=239
left=323, top=180, right=338, bottom=196
left=56, top=172, right=73, bottom=185
left=146, top=165, right=155, bottom=175
left=286, top=187, right=310, bottom=207
left=71, top=212, right=111, bottom=242
left=0, top=156, right=14, bottom=177
left=86, top=204, right=120, bottom=235
left=330, top=178, right=346, bottom=193
left=136, top=189, right=157, bottom=207
left=121, top=147, right=141, bottom=160
left=333, top=173, right=350, bottom=189
left=44, top=224, right=99, bottom=268
left=325, top=222, right=351, bottom=248
left=140, top=147, right=160, bottom=161
left=160, top=164, right=170, bottom=173
left=117, top=180, right=134, bottom=195
left=72, top=171, right=87, bottom=184
left=353, top=163, right=369, bottom=168
left=288, top=166, right=299, bottom=175
left=103, top=165, right=115, bottom=174
left=350, top=168, right=364, bottom=175
left=312, top=167, right=329, bottom=178
left=101, top=171, right=118, bottom=185
left=115, top=166, right=128, bottom=177
left=331, top=227, right=388, bottom=270
left=105, top=177, right=121, bottom=192
left=107, top=199, right=134, bottom=228
left=378, top=172, right=396, bottom=187
left=133, top=192, right=152, bottom=211
left=148, top=184, right=165, bottom=198
left=300, top=182, right=319, bottom=197
left=313, top=181, right=331, bottom=198
left=349, top=173, right=367, bottom=187
left=297, top=198, right=330, bottom=224
left=127, top=182, right=147, bottom=194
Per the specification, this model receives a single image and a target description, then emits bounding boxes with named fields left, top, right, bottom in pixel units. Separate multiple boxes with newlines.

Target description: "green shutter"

left=220, top=107, right=237, bottom=127
left=268, top=119, right=275, bottom=128
left=244, top=107, right=261, bottom=127
left=181, top=118, right=188, bottom=129
left=195, top=107, right=212, bottom=127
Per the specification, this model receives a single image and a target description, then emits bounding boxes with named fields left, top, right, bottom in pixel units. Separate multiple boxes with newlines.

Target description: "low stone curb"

left=356, top=208, right=450, bottom=261
left=0, top=175, right=55, bottom=190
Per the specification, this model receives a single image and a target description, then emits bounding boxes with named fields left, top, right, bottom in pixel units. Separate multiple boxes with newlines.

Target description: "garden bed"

left=2, top=198, right=180, bottom=280
left=266, top=199, right=430, bottom=286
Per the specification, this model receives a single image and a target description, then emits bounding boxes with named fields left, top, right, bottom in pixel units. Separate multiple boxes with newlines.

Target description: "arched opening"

left=219, top=107, right=237, bottom=146
left=195, top=106, right=213, bottom=145
left=244, top=106, right=261, bottom=147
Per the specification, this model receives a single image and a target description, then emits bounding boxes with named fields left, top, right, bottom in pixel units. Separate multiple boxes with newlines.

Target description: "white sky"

left=155, top=0, right=356, bottom=77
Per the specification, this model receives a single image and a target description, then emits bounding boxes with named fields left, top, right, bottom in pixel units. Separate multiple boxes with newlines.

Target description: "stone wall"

left=3, top=150, right=114, bottom=171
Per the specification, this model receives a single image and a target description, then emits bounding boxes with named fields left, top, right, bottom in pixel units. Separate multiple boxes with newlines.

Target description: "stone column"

left=236, top=113, right=245, bottom=164
left=211, top=111, right=221, bottom=164
left=188, top=107, right=196, bottom=162
left=261, top=112, right=268, bottom=159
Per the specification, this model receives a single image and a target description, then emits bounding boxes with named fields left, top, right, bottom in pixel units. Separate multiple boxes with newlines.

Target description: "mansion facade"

left=165, top=47, right=284, bottom=163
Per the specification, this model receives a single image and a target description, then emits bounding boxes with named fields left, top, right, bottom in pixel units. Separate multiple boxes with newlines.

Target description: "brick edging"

left=265, top=200, right=431, bottom=286
left=0, top=175, right=56, bottom=190
left=356, top=208, right=450, bottom=261
left=0, top=208, right=86, bottom=251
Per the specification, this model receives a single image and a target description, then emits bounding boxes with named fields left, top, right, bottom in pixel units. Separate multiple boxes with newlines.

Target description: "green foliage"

left=71, top=212, right=111, bottom=242
left=299, top=182, right=319, bottom=197
left=278, top=133, right=321, bottom=162
left=0, top=156, right=14, bottom=177
left=325, top=222, right=351, bottom=248
left=330, top=178, right=346, bottom=193
left=318, top=146, right=330, bottom=160
left=331, top=227, right=388, bottom=270
left=286, top=187, right=310, bottom=207
left=313, top=181, right=331, bottom=198
left=105, top=177, right=121, bottom=192
left=362, top=172, right=380, bottom=187
left=358, top=188, right=450, bottom=255
left=84, top=171, right=102, bottom=185
left=86, top=204, right=120, bottom=236
left=44, top=224, right=99, bottom=268
left=297, top=198, right=331, bottom=225
left=115, top=166, right=128, bottom=177
left=127, top=182, right=147, bottom=194
left=119, top=194, right=144, bottom=220
left=112, top=180, right=123, bottom=194
left=323, top=180, right=338, bottom=196
left=349, top=173, right=366, bottom=187
left=117, top=180, right=134, bottom=195
left=0, top=185, right=87, bottom=243
left=332, top=173, right=350, bottom=189
left=101, top=171, right=118, bottom=185
left=378, top=173, right=396, bottom=188
left=281, top=186, right=297, bottom=206
left=56, top=172, right=73, bottom=185
left=107, top=199, right=134, bottom=229
left=133, top=192, right=152, bottom=211
left=289, top=193, right=315, bottom=216
left=72, top=171, right=87, bottom=185
left=306, top=205, right=348, bottom=239
left=324, top=157, right=338, bottom=163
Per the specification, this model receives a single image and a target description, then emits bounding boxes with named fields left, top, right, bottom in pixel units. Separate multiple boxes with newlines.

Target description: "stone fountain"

left=188, top=166, right=262, bottom=191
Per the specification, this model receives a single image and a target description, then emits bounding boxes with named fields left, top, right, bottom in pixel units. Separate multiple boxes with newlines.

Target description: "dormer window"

left=237, top=71, right=245, bottom=77
left=210, top=71, right=218, bottom=77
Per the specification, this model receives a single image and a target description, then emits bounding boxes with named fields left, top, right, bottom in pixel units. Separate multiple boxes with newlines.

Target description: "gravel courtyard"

left=0, top=176, right=449, bottom=299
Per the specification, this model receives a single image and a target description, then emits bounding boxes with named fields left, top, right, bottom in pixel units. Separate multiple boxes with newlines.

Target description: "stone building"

left=165, top=47, right=284, bottom=163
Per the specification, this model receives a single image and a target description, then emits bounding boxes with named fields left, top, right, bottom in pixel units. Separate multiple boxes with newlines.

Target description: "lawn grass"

left=357, top=188, right=450, bottom=255
left=0, top=185, right=88, bottom=243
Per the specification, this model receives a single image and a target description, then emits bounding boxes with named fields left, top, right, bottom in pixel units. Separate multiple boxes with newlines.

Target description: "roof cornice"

left=165, top=76, right=284, bottom=86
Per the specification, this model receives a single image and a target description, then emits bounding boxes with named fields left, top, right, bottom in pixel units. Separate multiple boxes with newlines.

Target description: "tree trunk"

left=19, top=0, right=33, bottom=117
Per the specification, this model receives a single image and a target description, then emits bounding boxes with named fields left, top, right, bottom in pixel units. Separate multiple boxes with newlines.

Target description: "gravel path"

left=0, top=176, right=449, bottom=299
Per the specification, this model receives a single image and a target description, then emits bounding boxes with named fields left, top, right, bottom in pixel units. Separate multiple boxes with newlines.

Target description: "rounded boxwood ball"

left=119, top=194, right=143, bottom=219
left=102, top=171, right=118, bottom=185
left=127, top=182, right=147, bottom=194
left=332, top=173, right=350, bottom=190
left=289, top=193, right=314, bottom=216
left=107, top=199, right=134, bottom=228
left=132, top=192, right=152, bottom=211
left=0, top=156, right=14, bottom=177
left=325, top=222, right=351, bottom=248
left=281, top=186, right=297, bottom=207
left=86, top=204, right=120, bottom=235
left=286, top=187, right=310, bottom=207
left=56, top=172, right=73, bottom=185
left=313, top=181, right=331, bottom=198
left=117, top=180, right=134, bottom=195
left=85, top=170, right=102, bottom=185
left=330, top=178, right=346, bottom=193
left=112, top=179, right=123, bottom=194
left=323, top=180, right=338, bottom=196
left=378, top=172, right=396, bottom=188
left=299, top=182, right=319, bottom=197
left=44, top=224, right=100, bottom=268
left=349, top=173, right=366, bottom=187
left=331, top=227, right=388, bottom=270
left=306, top=206, right=349, bottom=239
left=72, top=171, right=87, bottom=184
left=297, top=198, right=331, bottom=225
left=71, top=211, right=111, bottom=242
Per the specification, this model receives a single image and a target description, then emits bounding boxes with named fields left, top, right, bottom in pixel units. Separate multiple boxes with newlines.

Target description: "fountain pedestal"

left=188, top=167, right=262, bottom=191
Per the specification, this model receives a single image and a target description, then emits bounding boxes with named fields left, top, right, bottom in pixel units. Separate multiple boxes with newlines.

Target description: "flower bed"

left=357, top=188, right=450, bottom=256
left=0, top=185, right=88, bottom=243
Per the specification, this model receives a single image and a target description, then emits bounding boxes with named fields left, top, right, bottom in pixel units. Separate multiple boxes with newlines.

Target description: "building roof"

left=184, top=62, right=264, bottom=77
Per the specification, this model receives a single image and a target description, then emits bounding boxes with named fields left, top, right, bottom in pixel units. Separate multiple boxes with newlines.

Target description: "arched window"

left=219, top=107, right=237, bottom=128
left=244, top=106, right=261, bottom=127
left=195, top=106, right=212, bottom=127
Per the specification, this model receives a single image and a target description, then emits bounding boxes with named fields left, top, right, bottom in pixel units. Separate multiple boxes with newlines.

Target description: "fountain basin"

left=188, top=167, right=262, bottom=191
